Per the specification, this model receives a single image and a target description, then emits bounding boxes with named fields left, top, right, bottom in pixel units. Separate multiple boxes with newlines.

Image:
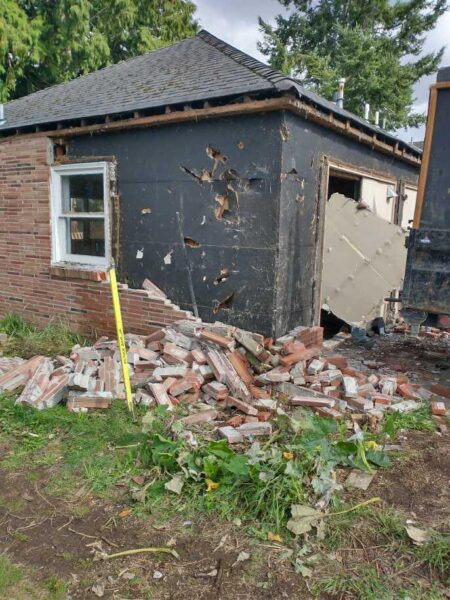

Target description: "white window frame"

left=50, top=161, right=111, bottom=269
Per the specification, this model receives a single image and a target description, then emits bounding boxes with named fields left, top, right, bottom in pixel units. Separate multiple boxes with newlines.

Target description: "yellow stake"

left=109, top=267, right=134, bottom=416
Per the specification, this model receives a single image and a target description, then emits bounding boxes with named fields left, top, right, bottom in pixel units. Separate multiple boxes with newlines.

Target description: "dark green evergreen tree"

left=1, top=0, right=198, bottom=101
left=259, top=0, right=447, bottom=129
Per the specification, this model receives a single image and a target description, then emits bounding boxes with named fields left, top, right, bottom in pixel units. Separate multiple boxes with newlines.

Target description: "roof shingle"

left=0, top=30, right=421, bottom=158
left=1, top=31, right=279, bottom=132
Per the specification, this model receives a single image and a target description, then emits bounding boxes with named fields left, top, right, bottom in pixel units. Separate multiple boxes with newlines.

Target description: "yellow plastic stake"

left=109, top=267, right=134, bottom=416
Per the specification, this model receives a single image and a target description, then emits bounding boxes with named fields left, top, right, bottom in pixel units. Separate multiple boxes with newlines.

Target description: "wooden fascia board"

left=2, top=97, right=421, bottom=166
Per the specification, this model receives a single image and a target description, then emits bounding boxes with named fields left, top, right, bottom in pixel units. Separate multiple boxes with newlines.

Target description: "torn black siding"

left=66, top=109, right=418, bottom=337
left=277, top=111, right=419, bottom=335
left=68, top=113, right=283, bottom=336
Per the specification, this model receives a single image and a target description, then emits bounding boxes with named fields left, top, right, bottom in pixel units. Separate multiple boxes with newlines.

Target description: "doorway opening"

left=328, top=169, right=361, bottom=200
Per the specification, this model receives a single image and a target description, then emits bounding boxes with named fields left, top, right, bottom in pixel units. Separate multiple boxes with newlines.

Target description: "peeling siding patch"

left=206, top=144, right=228, bottom=168
left=184, top=236, right=201, bottom=248
left=213, top=268, right=229, bottom=285
left=280, top=125, right=290, bottom=141
left=180, top=165, right=202, bottom=183
left=215, top=193, right=230, bottom=220
left=213, top=291, right=235, bottom=313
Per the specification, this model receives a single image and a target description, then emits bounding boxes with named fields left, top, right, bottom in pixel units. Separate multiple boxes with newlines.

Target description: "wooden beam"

left=45, top=98, right=291, bottom=138
left=412, top=86, right=438, bottom=228
left=434, top=81, right=450, bottom=90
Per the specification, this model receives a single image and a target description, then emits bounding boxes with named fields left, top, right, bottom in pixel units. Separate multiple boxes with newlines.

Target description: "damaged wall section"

left=0, top=135, right=191, bottom=336
left=68, top=113, right=284, bottom=335
left=276, top=111, right=419, bottom=335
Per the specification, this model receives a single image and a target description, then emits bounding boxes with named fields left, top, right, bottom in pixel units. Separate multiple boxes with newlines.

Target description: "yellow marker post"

left=109, top=267, right=134, bottom=416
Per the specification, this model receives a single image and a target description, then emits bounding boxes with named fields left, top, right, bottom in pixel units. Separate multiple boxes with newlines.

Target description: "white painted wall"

left=360, top=178, right=394, bottom=222
left=401, top=187, right=418, bottom=227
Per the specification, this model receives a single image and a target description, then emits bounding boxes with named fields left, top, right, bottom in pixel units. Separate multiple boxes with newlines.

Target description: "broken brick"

left=226, top=396, right=258, bottom=416
left=227, top=350, right=254, bottom=385
left=148, top=383, right=174, bottom=410
left=431, top=401, right=446, bottom=416
left=290, top=396, right=334, bottom=408
left=67, top=392, right=112, bottom=411
left=218, top=426, right=244, bottom=444
left=398, top=383, right=416, bottom=399
left=227, top=415, right=244, bottom=427
left=430, top=384, right=450, bottom=399
left=200, top=329, right=235, bottom=350
left=202, top=381, right=229, bottom=400
left=180, top=409, right=218, bottom=425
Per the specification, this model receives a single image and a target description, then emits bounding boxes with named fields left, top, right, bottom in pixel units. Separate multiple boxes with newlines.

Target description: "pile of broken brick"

left=0, top=320, right=447, bottom=440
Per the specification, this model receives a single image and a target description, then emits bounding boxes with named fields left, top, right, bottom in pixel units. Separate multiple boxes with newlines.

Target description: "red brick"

left=430, top=384, right=450, bottom=399
left=431, top=401, right=446, bottom=416
left=326, top=355, right=348, bottom=370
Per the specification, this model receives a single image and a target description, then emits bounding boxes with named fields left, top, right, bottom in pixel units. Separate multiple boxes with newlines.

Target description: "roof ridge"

left=196, top=29, right=288, bottom=87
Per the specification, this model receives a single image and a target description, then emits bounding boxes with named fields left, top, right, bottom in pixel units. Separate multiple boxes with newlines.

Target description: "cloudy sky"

left=194, top=0, right=450, bottom=142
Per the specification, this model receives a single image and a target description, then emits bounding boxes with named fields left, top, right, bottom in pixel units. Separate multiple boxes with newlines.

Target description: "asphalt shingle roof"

left=0, top=30, right=421, bottom=157
left=0, top=31, right=283, bottom=132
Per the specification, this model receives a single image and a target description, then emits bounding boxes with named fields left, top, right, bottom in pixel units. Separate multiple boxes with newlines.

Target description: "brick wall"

left=0, top=135, right=192, bottom=337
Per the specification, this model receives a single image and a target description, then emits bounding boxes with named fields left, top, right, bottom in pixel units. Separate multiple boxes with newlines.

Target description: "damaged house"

left=0, top=31, right=421, bottom=337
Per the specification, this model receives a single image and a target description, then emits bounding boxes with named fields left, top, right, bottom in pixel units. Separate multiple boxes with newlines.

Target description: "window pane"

left=68, top=218, right=105, bottom=257
left=62, top=174, right=104, bottom=213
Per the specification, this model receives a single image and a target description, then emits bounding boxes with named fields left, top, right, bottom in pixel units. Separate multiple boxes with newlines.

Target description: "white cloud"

left=194, top=0, right=450, bottom=142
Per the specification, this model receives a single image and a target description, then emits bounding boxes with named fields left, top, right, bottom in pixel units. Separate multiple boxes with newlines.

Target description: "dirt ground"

left=0, top=465, right=309, bottom=600
left=0, top=333, right=449, bottom=599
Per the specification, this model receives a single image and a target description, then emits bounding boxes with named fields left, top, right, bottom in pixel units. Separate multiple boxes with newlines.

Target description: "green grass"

left=313, top=566, right=392, bottom=599
left=313, top=567, right=446, bottom=600
left=0, top=554, right=68, bottom=600
left=316, top=505, right=449, bottom=598
left=44, top=576, right=68, bottom=600
left=415, top=531, right=450, bottom=579
left=0, top=554, right=23, bottom=596
left=382, top=406, right=436, bottom=437
left=0, top=394, right=147, bottom=499
left=0, top=313, right=86, bottom=359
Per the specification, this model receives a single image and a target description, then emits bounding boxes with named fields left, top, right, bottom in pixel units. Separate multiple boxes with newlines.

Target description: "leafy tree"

left=1, top=0, right=198, bottom=101
left=259, top=0, right=447, bottom=129
left=0, top=0, right=41, bottom=101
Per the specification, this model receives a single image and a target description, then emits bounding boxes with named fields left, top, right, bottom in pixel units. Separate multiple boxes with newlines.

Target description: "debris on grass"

left=0, top=311, right=447, bottom=538
left=345, top=469, right=375, bottom=490
left=406, top=525, right=432, bottom=546
left=0, top=316, right=445, bottom=432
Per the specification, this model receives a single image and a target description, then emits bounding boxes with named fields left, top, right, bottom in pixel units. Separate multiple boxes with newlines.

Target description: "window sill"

left=50, top=264, right=109, bottom=282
